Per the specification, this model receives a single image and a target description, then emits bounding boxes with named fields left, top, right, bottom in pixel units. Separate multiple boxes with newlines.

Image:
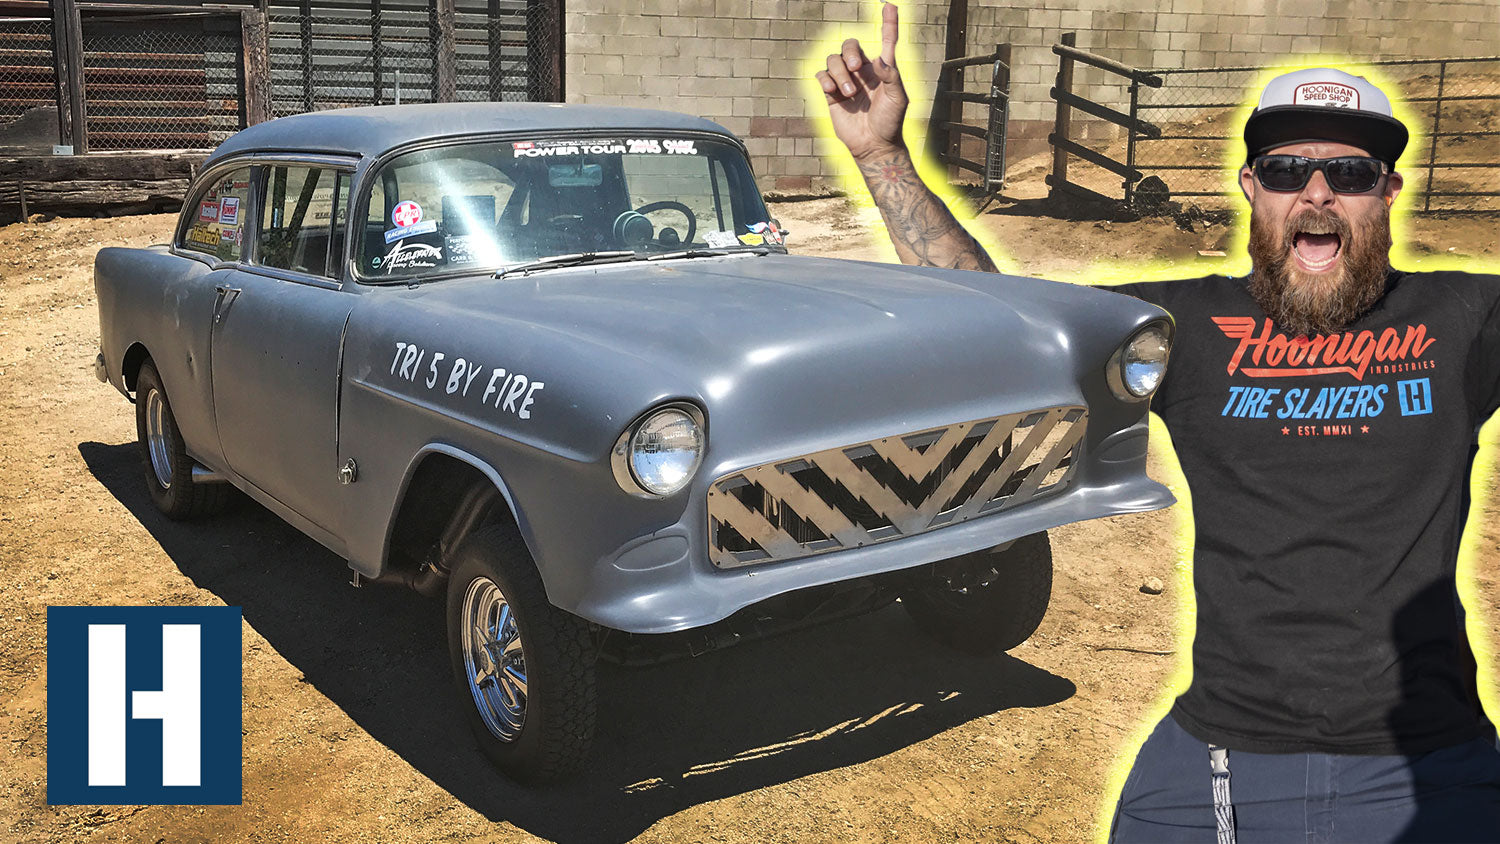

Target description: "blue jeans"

left=1110, top=714, right=1500, bottom=843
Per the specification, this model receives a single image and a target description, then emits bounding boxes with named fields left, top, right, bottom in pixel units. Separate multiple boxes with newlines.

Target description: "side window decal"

left=179, top=167, right=252, bottom=262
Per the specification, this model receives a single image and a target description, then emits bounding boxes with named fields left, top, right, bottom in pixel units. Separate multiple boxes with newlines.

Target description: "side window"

left=258, top=165, right=339, bottom=277
left=180, top=167, right=252, bottom=261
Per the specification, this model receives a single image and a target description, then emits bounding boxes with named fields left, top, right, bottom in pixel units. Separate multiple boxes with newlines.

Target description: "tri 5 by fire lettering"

left=1212, top=317, right=1440, bottom=433
left=47, top=606, right=242, bottom=806
left=389, top=341, right=545, bottom=420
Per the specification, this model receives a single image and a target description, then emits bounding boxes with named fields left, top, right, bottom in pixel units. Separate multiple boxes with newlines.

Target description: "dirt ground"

left=2, top=177, right=1498, bottom=844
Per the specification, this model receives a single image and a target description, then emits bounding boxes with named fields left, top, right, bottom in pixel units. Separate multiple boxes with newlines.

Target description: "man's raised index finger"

left=880, top=2, right=898, bottom=68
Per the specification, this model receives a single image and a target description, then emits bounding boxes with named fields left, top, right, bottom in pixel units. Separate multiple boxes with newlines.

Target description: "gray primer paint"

left=97, top=104, right=1175, bottom=634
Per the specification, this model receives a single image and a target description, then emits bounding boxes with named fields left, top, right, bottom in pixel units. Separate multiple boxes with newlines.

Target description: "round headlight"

left=627, top=407, right=704, bottom=496
left=1113, top=324, right=1171, bottom=400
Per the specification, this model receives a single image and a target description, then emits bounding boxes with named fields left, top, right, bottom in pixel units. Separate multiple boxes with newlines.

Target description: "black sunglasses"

left=1252, top=155, right=1388, bottom=194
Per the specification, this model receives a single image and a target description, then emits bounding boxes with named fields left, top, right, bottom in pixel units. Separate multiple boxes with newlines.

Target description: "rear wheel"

left=134, top=360, right=233, bottom=520
left=445, top=524, right=597, bottom=784
left=901, top=531, right=1053, bottom=654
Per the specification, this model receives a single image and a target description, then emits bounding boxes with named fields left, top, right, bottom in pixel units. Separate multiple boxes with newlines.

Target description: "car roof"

left=203, top=102, right=738, bottom=168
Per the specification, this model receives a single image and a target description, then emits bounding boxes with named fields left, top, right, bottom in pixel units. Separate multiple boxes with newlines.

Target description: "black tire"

left=134, top=360, right=233, bottom=520
left=445, top=524, right=597, bottom=784
left=901, top=531, right=1053, bottom=655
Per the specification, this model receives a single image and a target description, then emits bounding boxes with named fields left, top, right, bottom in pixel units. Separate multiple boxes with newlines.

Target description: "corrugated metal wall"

left=265, top=0, right=556, bottom=118
left=0, top=0, right=562, bottom=153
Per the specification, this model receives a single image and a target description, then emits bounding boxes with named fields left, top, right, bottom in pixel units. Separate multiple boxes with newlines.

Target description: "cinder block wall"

left=968, top=0, right=1500, bottom=159
left=565, top=0, right=1499, bottom=195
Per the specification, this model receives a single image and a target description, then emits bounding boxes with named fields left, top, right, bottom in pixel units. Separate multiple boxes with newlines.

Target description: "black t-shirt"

left=1114, top=270, right=1500, bottom=754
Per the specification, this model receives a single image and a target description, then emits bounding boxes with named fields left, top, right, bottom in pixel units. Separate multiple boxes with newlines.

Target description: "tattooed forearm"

left=854, top=147, right=997, bottom=273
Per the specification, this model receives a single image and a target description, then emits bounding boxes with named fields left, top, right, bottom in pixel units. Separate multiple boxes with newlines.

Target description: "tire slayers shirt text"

left=1115, top=270, right=1500, bottom=754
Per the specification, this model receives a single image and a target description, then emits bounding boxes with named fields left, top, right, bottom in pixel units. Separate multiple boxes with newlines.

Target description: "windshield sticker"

left=747, top=221, right=784, bottom=245
left=514, top=140, right=624, bottom=158
left=627, top=138, right=698, bottom=155
left=220, top=228, right=242, bottom=245
left=376, top=241, right=443, bottom=273
left=217, top=197, right=240, bottom=225
left=197, top=201, right=219, bottom=223
left=392, top=200, right=423, bottom=227
left=445, top=234, right=498, bottom=266
left=738, top=233, right=764, bottom=246
left=512, top=138, right=702, bottom=157
left=384, top=220, right=438, bottom=243
left=704, top=230, right=738, bottom=248
left=388, top=340, right=545, bottom=421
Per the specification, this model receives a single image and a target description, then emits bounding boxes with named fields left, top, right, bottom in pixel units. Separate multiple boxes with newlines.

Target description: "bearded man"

left=818, top=5, right=1500, bottom=841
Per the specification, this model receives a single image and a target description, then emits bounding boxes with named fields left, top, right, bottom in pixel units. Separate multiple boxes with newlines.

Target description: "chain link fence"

left=1, top=1, right=561, bottom=154
left=1134, top=58, right=1500, bottom=213
left=267, top=1, right=559, bottom=118
left=0, top=17, right=58, bottom=151
left=78, top=11, right=242, bottom=151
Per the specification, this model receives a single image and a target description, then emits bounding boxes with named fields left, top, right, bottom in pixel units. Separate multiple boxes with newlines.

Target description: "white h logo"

left=86, top=624, right=202, bottom=787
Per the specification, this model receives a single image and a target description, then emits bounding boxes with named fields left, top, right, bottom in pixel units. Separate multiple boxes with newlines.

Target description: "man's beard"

left=1247, top=206, right=1392, bottom=336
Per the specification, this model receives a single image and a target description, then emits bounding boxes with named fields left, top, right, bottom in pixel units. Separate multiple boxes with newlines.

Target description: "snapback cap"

left=1244, top=67, right=1408, bottom=166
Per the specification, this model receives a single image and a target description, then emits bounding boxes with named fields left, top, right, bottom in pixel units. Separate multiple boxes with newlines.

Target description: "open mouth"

left=1291, top=225, right=1342, bottom=272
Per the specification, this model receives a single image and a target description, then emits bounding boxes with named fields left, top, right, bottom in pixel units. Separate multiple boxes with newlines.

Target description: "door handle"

left=213, top=285, right=242, bottom=324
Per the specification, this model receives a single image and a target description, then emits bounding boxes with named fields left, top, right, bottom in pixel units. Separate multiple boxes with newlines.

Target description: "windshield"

left=356, top=134, right=781, bottom=281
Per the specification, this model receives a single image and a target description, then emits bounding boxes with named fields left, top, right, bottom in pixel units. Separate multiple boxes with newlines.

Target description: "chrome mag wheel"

left=461, top=576, right=528, bottom=742
left=144, top=387, right=174, bottom=489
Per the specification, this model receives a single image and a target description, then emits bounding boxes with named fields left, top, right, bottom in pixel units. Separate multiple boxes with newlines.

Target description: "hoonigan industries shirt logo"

left=1213, top=317, right=1436, bottom=381
left=1212, top=317, right=1439, bottom=435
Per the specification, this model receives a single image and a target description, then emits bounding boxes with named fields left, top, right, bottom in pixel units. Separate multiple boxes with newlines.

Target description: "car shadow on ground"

left=81, top=441, right=1076, bottom=844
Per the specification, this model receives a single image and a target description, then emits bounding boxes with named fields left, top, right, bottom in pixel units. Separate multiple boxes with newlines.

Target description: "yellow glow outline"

left=799, top=19, right=1498, bottom=835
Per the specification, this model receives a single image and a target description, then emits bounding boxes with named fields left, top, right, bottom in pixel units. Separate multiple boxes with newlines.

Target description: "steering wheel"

left=632, top=201, right=696, bottom=245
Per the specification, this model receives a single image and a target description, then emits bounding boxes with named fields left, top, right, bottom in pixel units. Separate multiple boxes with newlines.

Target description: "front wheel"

left=134, top=360, right=233, bottom=520
left=901, top=531, right=1053, bottom=654
left=445, top=524, right=598, bottom=784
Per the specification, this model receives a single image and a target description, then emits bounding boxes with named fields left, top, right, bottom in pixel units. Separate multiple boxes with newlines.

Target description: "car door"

left=163, top=165, right=258, bottom=471
left=209, top=160, right=357, bottom=538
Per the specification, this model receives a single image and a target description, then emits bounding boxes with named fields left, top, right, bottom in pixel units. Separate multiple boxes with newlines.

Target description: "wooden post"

left=49, top=7, right=69, bottom=145
left=434, top=0, right=458, bottom=102
left=528, top=0, right=563, bottom=102
left=300, top=0, right=313, bottom=112
left=372, top=0, right=384, bottom=104
left=18, top=180, right=28, bottom=221
left=924, top=65, right=949, bottom=170
left=1424, top=60, right=1446, bottom=213
left=942, top=0, right=967, bottom=181
left=1049, top=32, right=1077, bottom=200
left=53, top=0, right=87, bottom=153
left=241, top=9, right=272, bottom=125
left=487, top=0, right=503, bottom=102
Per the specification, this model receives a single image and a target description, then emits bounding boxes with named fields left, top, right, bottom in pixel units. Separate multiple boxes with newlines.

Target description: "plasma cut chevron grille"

left=707, top=406, right=1087, bottom=568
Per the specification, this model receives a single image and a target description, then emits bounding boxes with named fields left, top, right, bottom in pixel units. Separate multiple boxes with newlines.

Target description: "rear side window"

left=180, top=167, right=252, bottom=261
left=258, top=165, right=342, bottom=277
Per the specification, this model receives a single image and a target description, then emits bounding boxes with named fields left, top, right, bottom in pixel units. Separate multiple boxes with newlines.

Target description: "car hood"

left=410, top=252, right=1124, bottom=369
left=352, top=253, right=1163, bottom=470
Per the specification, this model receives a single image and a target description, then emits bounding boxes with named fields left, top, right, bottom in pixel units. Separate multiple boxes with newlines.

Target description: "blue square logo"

left=47, top=606, right=242, bottom=805
left=1396, top=377, right=1434, bottom=416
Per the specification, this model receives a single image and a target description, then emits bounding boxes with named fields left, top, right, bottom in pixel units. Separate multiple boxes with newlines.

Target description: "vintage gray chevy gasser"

left=94, top=103, right=1174, bottom=782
